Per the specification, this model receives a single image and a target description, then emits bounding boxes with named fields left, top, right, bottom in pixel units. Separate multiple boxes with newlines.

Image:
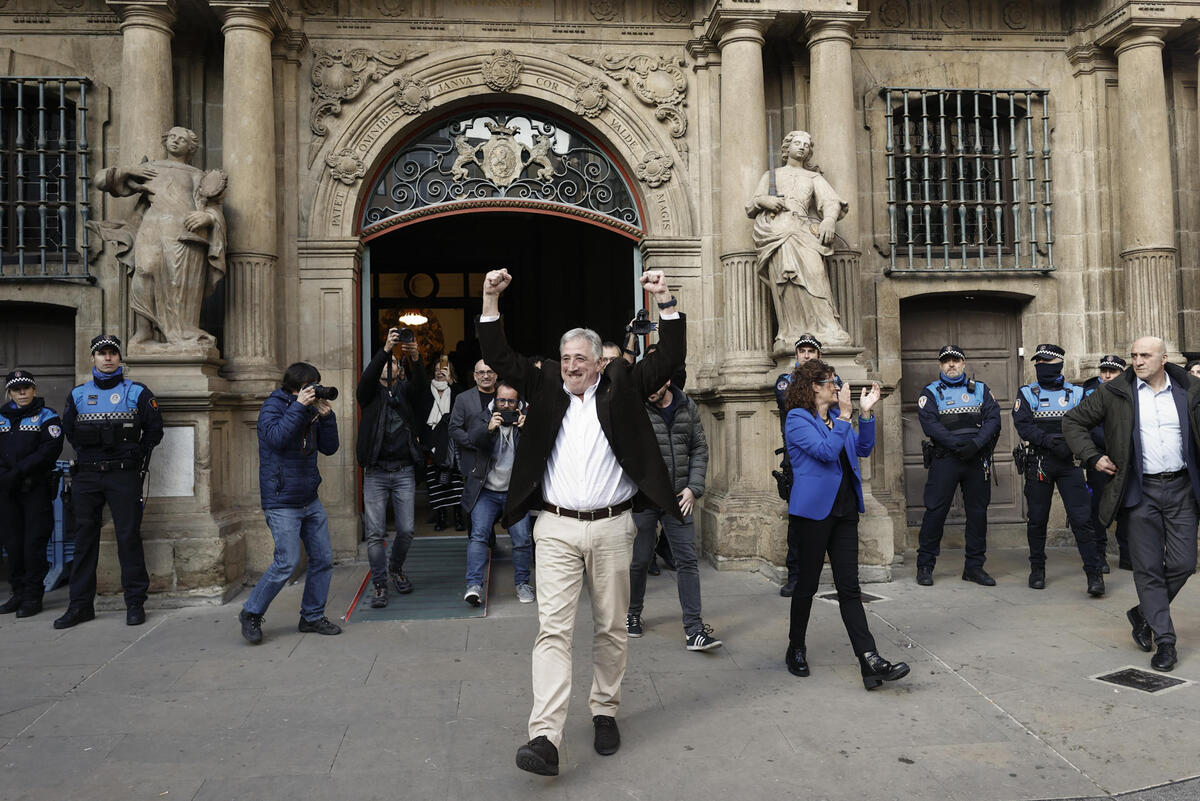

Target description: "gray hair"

left=559, top=328, right=602, bottom=361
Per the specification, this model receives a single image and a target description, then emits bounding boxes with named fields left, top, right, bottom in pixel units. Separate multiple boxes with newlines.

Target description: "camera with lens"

left=498, top=408, right=521, bottom=426
left=308, top=383, right=339, bottom=401
left=628, top=309, right=658, bottom=336
left=397, top=327, right=415, bottom=344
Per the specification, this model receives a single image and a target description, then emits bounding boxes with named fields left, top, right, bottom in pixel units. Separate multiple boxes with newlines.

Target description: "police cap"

left=937, top=344, right=966, bottom=361
left=1099, top=354, right=1127, bottom=370
left=4, top=369, right=35, bottom=390
left=794, top=333, right=822, bottom=352
left=90, top=334, right=122, bottom=355
left=1031, top=343, right=1065, bottom=362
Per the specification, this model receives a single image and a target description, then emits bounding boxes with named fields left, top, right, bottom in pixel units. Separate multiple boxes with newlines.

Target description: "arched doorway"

left=357, top=108, right=646, bottom=368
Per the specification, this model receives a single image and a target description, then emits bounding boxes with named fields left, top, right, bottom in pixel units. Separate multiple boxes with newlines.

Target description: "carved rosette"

left=1002, top=1, right=1029, bottom=29
left=299, top=0, right=333, bottom=13
left=573, top=78, right=609, bottom=118
left=481, top=50, right=523, bottom=93
left=571, top=53, right=689, bottom=147
left=635, top=151, right=673, bottom=188
left=878, top=0, right=907, bottom=28
left=392, top=75, right=430, bottom=115
left=309, top=47, right=427, bottom=163
left=53, top=0, right=85, bottom=8
left=325, top=148, right=366, bottom=185
left=378, top=0, right=408, bottom=15
left=654, top=0, right=688, bottom=23
left=940, top=0, right=968, bottom=29
left=588, top=0, right=621, bottom=21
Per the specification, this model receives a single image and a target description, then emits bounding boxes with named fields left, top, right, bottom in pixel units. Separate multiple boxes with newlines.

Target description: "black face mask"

left=1035, top=361, right=1064, bottom=385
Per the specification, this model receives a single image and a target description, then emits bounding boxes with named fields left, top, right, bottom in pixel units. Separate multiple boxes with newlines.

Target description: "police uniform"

left=0, top=370, right=64, bottom=617
left=915, top=346, right=1001, bottom=584
left=775, top=334, right=825, bottom=595
left=56, top=335, right=163, bottom=628
left=1083, top=355, right=1131, bottom=571
left=1012, top=343, right=1104, bottom=593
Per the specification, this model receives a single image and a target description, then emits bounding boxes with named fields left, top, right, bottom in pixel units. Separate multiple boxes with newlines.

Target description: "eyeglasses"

left=474, top=369, right=496, bottom=376
left=494, top=398, right=519, bottom=407
left=815, top=378, right=843, bottom=388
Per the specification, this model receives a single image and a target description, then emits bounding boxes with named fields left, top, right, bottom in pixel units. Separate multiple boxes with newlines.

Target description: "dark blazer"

left=785, top=408, right=875, bottom=519
left=1063, top=363, right=1200, bottom=526
left=477, top=314, right=686, bottom=526
left=449, top=388, right=491, bottom=483
left=460, top=401, right=526, bottom=513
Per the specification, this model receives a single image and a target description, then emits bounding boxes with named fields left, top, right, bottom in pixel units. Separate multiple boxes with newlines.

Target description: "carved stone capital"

left=707, top=14, right=771, bottom=49
left=211, top=1, right=287, bottom=34
left=481, top=49, right=523, bottom=92
left=635, top=151, right=673, bottom=187
left=392, top=74, right=430, bottom=115
left=1113, top=27, right=1169, bottom=57
left=804, top=11, right=870, bottom=48
left=573, top=77, right=609, bottom=118
left=108, top=1, right=176, bottom=35
left=325, top=148, right=366, bottom=185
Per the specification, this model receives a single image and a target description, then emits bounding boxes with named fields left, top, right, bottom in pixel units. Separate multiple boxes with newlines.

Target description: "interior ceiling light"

left=398, top=311, right=429, bottom=326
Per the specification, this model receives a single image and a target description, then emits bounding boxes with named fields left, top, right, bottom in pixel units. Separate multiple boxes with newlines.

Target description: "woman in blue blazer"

left=783, top=359, right=909, bottom=690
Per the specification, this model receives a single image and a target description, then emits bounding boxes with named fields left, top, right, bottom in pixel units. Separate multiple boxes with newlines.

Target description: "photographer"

left=356, top=327, right=430, bottom=608
left=461, top=381, right=535, bottom=605
left=239, top=362, right=341, bottom=644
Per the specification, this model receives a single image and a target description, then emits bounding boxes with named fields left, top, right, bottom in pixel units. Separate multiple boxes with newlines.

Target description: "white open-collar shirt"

left=1136, top=373, right=1186, bottom=475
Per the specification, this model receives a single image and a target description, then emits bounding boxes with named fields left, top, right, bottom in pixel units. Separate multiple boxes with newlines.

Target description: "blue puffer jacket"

left=257, top=388, right=339, bottom=509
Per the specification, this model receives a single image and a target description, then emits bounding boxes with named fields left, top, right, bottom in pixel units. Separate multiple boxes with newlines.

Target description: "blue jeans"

left=467, top=488, right=532, bottom=586
left=363, top=466, right=415, bottom=586
left=244, top=498, right=334, bottom=621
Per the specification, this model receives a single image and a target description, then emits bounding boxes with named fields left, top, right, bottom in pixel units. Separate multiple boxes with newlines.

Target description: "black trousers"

left=1023, top=455, right=1102, bottom=573
left=787, top=513, right=876, bottom=655
left=1086, top=468, right=1129, bottom=560
left=68, top=469, right=148, bottom=608
left=1124, top=474, right=1198, bottom=646
left=0, top=476, right=55, bottom=601
left=917, top=454, right=990, bottom=571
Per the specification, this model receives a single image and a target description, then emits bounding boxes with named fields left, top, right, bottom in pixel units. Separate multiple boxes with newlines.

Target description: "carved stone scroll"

left=392, top=74, right=431, bottom=115
left=325, top=148, right=366, bottom=185
left=571, top=53, right=689, bottom=162
left=573, top=77, right=609, bottom=118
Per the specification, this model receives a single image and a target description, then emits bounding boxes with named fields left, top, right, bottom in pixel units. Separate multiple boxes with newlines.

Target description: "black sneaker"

left=685, top=624, right=723, bottom=651
left=626, top=613, right=644, bottom=638
left=298, top=616, right=342, bottom=635
left=515, top=735, right=559, bottom=776
left=239, top=609, right=264, bottom=645
left=391, top=569, right=413, bottom=594
left=370, top=583, right=388, bottom=609
left=593, top=715, right=620, bottom=755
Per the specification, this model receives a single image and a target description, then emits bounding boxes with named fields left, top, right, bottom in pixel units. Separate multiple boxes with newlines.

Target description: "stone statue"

left=745, top=130, right=852, bottom=350
left=91, top=126, right=227, bottom=353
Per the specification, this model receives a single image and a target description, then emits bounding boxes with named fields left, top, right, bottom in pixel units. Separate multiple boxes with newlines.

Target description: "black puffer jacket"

left=644, top=386, right=707, bottom=500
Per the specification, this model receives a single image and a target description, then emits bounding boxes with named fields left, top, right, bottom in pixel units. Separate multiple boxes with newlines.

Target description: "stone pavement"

left=1, top=546, right=1198, bottom=801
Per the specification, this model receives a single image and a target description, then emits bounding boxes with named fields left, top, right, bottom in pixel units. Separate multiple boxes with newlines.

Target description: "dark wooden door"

left=899, top=296, right=1024, bottom=527
left=0, top=303, right=76, bottom=459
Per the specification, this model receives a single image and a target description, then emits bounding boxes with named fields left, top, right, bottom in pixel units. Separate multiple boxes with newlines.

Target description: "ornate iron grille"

left=883, top=88, right=1053, bottom=273
left=360, top=110, right=641, bottom=237
left=0, top=77, right=92, bottom=280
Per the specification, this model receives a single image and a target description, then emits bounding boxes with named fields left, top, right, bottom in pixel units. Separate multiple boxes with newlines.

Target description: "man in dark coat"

left=477, top=268, right=683, bottom=777
left=1063, top=337, right=1200, bottom=672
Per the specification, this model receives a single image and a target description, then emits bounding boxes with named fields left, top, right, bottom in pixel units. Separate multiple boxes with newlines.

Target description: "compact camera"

left=629, top=308, right=657, bottom=336
left=498, top=408, right=521, bottom=426
left=396, top=327, right=415, bottom=344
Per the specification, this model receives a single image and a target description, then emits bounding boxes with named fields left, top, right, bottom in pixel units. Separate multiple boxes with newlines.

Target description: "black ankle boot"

left=434, top=509, right=446, bottom=531
left=858, top=650, right=910, bottom=690
left=785, top=644, right=810, bottom=677
left=454, top=507, right=466, bottom=531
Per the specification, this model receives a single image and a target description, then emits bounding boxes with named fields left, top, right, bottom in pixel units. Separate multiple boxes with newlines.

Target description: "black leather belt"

left=73, top=458, right=140, bottom=473
left=1145, top=469, right=1187, bottom=481
left=542, top=499, right=633, bottom=521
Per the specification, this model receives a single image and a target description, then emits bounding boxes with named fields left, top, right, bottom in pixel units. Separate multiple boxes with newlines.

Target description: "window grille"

left=883, top=88, right=1053, bottom=273
left=0, top=77, right=91, bottom=280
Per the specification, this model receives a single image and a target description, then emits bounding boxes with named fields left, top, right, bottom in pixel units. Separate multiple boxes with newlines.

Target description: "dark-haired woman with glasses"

left=782, top=359, right=909, bottom=690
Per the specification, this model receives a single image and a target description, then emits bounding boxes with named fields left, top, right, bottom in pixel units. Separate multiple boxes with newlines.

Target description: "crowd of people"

left=2, top=272, right=1198, bottom=778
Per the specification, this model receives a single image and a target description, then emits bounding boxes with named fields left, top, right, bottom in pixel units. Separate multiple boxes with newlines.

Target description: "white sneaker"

left=516, top=583, right=536, bottom=604
left=464, top=585, right=482, bottom=607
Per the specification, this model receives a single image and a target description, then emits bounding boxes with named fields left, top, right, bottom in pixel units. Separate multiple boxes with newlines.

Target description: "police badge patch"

left=776, top=378, right=790, bottom=392
left=110, top=393, right=121, bottom=404
left=961, top=393, right=971, bottom=402
left=48, top=425, right=61, bottom=438
left=1059, top=396, right=1069, bottom=406
left=918, top=395, right=927, bottom=409
left=1014, top=398, right=1021, bottom=411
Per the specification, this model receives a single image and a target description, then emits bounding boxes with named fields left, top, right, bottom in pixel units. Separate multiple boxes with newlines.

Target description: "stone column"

left=216, top=2, right=281, bottom=384
left=1114, top=28, right=1179, bottom=350
left=717, top=20, right=773, bottom=382
left=804, top=12, right=869, bottom=348
left=110, top=2, right=176, bottom=165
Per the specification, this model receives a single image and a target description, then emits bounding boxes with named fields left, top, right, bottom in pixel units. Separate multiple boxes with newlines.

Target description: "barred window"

left=0, top=77, right=92, bottom=280
left=883, top=89, right=1053, bottom=273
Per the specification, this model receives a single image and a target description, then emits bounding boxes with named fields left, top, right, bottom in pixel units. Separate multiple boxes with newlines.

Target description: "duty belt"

left=73, top=458, right=141, bottom=473
left=542, top=498, right=633, bottom=521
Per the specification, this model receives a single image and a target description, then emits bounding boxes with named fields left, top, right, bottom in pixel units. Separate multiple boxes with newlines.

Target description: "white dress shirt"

left=1136, top=375, right=1186, bottom=474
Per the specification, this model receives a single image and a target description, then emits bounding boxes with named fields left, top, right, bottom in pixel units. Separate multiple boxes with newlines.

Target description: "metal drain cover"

left=817, top=591, right=884, bottom=603
left=1093, top=667, right=1188, bottom=693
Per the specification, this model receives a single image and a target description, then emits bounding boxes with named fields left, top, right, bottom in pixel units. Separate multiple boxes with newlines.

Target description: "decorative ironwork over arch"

left=359, top=109, right=642, bottom=239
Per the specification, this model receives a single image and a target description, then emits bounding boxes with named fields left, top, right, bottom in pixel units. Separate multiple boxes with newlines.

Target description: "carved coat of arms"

left=450, top=123, right=555, bottom=187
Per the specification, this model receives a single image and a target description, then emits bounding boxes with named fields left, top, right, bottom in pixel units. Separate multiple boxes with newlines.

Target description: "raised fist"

left=483, top=268, right=512, bottom=296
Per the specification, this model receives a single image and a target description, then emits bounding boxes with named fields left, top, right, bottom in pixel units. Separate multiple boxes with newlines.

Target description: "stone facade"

left=1, top=0, right=1198, bottom=599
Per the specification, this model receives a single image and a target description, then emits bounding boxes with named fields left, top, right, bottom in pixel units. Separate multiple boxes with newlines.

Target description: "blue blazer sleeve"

left=855, top=416, right=876, bottom=457
left=787, top=409, right=851, bottom=463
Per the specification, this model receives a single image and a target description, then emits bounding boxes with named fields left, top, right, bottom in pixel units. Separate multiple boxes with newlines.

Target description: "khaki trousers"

left=528, top=509, right=635, bottom=746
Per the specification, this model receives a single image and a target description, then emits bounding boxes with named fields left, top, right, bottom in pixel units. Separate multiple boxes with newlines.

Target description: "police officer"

left=0, top=370, right=64, bottom=617
left=914, top=345, right=1001, bottom=586
left=55, top=334, right=163, bottom=629
left=1012, top=343, right=1105, bottom=596
left=774, top=333, right=823, bottom=597
left=1083, top=354, right=1130, bottom=572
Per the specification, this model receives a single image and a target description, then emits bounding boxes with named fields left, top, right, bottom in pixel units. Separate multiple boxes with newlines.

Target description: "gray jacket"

left=645, top=386, right=707, bottom=501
